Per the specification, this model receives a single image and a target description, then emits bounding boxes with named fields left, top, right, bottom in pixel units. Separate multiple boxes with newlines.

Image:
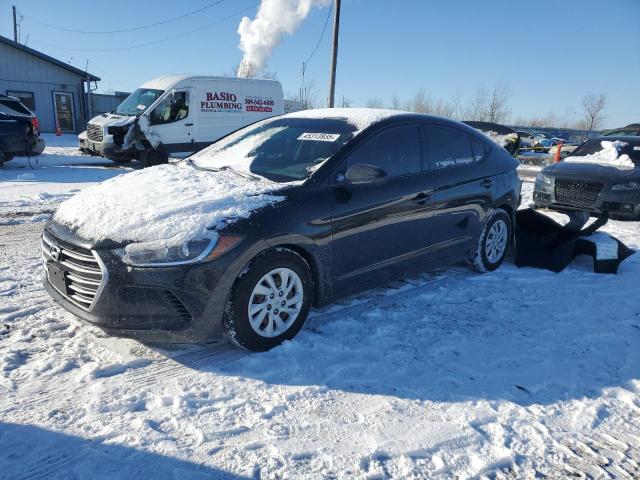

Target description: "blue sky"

left=3, top=0, right=639, bottom=128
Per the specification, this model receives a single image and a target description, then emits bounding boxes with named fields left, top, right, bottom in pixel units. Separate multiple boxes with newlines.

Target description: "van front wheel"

left=139, top=148, right=168, bottom=168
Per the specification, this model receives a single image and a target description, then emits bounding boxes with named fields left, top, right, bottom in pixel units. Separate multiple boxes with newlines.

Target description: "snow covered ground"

left=0, top=140, right=639, bottom=479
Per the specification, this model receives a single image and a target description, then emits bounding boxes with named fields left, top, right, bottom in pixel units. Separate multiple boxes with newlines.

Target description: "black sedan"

left=533, top=136, right=640, bottom=220
left=42, top=109, right=521, bottom=351
left=0, top=94, right=44, bottom=167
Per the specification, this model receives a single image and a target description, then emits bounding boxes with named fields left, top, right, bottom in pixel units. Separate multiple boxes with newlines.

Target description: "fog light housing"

left=621, top=203, right=634, bottom=212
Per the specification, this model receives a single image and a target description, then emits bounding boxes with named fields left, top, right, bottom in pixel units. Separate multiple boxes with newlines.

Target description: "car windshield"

left=115, top=88, right=164, bottom=116
left=570, top=139, right=640, bottom=165
left=189, top=117, right=358, bottom=182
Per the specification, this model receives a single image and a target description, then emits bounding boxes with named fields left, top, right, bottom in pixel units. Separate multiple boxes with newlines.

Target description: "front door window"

left=53, top=92, right=75, bottom=132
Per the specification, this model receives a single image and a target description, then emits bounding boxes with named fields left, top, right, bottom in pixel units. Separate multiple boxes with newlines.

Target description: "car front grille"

left=86, top=123, right=103, bottom=142
left=42, top=231, right=106, bottom=311
left=554, top=178, right=603, bottom=209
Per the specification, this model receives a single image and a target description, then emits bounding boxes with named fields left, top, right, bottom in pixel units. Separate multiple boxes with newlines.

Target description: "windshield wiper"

left=185, top=159, right=261, bottom=181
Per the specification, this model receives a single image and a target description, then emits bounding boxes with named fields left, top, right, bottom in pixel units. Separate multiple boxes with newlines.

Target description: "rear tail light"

left=31, top=116, right=39, bottom=132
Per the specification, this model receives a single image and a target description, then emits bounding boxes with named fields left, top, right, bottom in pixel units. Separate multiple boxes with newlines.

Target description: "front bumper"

left=533, top=178, right=640, bottom=220
left=78, top=133, right=135, bottom=161
left=41, top=229, right=241, bottom=343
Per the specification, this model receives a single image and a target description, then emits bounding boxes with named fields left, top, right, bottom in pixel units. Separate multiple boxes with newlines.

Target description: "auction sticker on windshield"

left=298, top=132, right=341, bottom=142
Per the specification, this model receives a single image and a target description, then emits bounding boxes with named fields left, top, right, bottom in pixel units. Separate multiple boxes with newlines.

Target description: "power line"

left=36, top=3, right=259, bottom=53
left=25, top=0, right=227, bottom=34
left=303, top=0, right=333, bottom=71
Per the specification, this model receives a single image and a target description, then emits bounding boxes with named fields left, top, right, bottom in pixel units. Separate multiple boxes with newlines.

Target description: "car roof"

left=282, top=108, right=482, bottom=137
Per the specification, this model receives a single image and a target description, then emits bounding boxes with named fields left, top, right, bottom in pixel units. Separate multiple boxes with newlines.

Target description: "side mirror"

left=343, top=163, right=387, bottom=185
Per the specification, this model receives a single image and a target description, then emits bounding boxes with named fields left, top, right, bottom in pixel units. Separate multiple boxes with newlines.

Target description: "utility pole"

left=327, top=0, right=341, bottom=108
left=12, top=6, right=18, bottom=42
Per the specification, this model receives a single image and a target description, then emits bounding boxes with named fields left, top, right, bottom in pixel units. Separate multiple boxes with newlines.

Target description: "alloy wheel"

left=247, top=268, right=304, bottom=338
left=485, top=219, right=508, bottom=264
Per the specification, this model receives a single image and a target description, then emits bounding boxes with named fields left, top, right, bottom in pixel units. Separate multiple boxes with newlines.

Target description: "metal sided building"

left=0, top=35, right=100, bottom=133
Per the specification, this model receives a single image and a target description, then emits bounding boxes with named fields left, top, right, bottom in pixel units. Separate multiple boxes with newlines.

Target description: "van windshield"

left=189, top=117, right=357, bottom=182
left=115, top=88, right=164, bottom=116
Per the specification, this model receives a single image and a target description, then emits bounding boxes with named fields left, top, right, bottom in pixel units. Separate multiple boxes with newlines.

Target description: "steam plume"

left=237, top=0, right=331, bottom=78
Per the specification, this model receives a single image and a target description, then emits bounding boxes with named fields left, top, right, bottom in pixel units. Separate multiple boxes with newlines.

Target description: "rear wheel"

left=224, top=249, right=313, bottom=351
left=470, top=209, right=512, bottom=272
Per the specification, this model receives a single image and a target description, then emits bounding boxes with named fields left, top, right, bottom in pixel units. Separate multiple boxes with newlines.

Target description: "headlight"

left=611, top=181, right=640, bottom=191
left=115, top=235, right=242, bottom=267
left=535, top=173, right=552, bottom=186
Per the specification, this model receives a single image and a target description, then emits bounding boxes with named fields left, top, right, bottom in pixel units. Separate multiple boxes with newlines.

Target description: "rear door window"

left=347, top=125, right=422, bottom=177
left=424, top=124, right=494, bottom=182
left=426, top=125, right=475, bottom=170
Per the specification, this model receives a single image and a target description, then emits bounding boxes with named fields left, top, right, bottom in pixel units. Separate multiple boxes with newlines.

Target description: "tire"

left=139, top=148, right=168, bottom=168
left=470, top=208, right=512, bottom=272
left=111, top=157, right=133, bottom=164
left=224, top=249, right=313, bottom=351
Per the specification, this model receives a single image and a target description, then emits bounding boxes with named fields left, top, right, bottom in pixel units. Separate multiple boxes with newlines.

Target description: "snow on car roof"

left=283, top=108, right=407, bottom=132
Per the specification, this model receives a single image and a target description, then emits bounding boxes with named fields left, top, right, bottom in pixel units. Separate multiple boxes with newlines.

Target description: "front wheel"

left=224, top=249, right=313, bottom=351
left=470, top=209, right=512, bottom=272
left=139, top=148, right=168, bottom=168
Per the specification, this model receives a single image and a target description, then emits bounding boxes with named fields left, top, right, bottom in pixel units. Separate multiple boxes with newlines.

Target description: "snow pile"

left=481, top=130, right=519, bottom=149
left=52, top=162, right=286, bottom=246
left=237, top=0, right=331, bottom=77
left=565, top=140, right=635, bottom=168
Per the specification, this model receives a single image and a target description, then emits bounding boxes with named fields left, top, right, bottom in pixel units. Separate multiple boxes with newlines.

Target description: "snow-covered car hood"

left=52, top=162, right=288, bottom=248
left=87, top=113, right=136, bottom=128
left=563, top=140, right=635, bottom=170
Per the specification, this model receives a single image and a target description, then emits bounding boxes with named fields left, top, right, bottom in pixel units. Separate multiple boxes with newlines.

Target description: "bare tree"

left=389, top=94, right=401, bottom=110
left=449, top=88, right=463, bottom=120
left=365, top=97, right=384, bottom=108
left=464, top=87, right=489, bottom=121
left=485, top=82, right=511, bottom=123
left=582, top=94, right=607, bottom=133
left=290, top=80, right=320, bottom=109
left=339, top=96, right=352, bottom=108
left=409, top=88, right=431, bottom=113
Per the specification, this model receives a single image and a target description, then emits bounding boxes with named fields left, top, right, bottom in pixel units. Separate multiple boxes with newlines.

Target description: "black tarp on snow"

left=515, top=208, right=634, bottom=274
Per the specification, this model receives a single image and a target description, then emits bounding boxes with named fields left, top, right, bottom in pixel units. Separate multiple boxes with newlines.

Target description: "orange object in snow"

left=55, top=120, right=62, bottom=136
left=554, top=140, right=563, bottom=163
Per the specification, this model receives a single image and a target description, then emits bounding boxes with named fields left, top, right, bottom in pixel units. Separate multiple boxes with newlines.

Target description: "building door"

left=53, top=92, right=75, bottom=132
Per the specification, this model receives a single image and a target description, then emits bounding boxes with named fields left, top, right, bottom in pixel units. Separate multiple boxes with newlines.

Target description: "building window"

left=6, top=90, right=36, bottom=112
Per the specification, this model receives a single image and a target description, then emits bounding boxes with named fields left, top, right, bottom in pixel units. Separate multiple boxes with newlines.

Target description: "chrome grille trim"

left=86, top=123, right=103, bottom=142
left=41, top=231, right=108, bottom=312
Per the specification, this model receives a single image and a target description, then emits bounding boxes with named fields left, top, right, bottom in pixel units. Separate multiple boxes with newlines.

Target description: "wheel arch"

left=270, top=243, right=324, bottom=307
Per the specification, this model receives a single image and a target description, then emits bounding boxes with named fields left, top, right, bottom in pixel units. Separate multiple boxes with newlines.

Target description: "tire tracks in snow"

left=0, top=269, right=466, bottom=418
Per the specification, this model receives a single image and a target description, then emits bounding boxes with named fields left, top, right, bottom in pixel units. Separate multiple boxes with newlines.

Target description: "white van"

left=79, top=74, right=285, bottom=166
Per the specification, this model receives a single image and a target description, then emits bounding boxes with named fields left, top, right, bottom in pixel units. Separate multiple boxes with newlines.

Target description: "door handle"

left=481, top=178, right=495, bottom=188
left=185, top=123, right=194, bottom=126
left=412, top=192, right=431, bottom=205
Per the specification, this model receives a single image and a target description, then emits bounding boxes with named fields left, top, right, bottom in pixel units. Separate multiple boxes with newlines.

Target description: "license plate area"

left=47, top=261, right=68, bottom=295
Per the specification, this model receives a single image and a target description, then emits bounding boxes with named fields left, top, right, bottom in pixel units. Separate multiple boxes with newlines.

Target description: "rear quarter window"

left=0, top=99, right=30, bottom=115
left=425, top=125, right=482, bottom=170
